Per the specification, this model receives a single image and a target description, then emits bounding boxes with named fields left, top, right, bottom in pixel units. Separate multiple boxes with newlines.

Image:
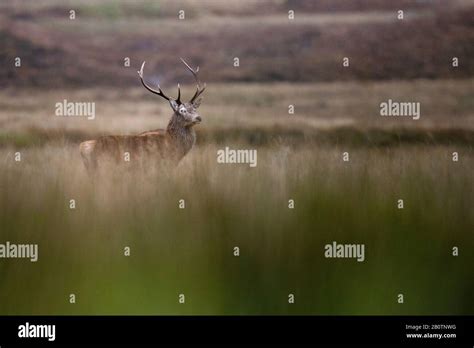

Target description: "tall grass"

left=0, top=142, right=472, bottom=314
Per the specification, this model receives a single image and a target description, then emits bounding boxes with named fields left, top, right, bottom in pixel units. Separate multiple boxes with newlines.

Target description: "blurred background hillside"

left=1, top=0, right=473, bottom=87
left=1, top=0, right=473, bottom=146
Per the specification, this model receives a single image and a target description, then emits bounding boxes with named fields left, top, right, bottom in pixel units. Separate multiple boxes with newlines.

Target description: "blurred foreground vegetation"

left=0, top=142, right=472, bottom=314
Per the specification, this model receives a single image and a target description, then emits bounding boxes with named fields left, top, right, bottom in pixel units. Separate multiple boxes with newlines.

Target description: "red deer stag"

left=80, top=58, right=206, bottom=172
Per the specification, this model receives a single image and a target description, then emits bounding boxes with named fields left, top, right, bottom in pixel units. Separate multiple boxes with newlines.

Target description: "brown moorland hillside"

left=0, top=0, right=472, bottom=87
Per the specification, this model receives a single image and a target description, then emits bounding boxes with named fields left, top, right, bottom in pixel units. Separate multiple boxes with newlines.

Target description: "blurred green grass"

left=2, top=126, right=474, bottom=149
left=0, top=144, right=472, bottom=315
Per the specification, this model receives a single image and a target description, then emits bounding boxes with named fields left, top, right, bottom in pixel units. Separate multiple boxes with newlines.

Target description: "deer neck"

left=166, top=114, right=196, bottom=157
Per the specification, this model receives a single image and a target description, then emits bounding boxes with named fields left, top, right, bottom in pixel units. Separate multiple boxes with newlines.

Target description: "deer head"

left=137, top=58, right=206, bottom=127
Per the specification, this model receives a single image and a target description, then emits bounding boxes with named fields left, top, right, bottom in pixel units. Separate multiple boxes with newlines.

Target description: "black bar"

left=0, top=316, right=472, bottom=345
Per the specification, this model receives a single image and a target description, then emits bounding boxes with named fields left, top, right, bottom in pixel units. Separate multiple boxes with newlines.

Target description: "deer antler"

left=138, top=61, right=181, bottom=103
left=180, top=58, right=206, bottom=104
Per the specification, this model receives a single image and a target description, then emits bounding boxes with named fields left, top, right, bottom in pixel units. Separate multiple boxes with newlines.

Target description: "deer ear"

left=193, top=97, right=203, bottom=109
left=169, top=100, right=179, bottom=112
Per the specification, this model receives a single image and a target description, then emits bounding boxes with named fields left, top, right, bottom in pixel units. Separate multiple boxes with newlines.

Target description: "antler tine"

left=138, top=61, right=174, bottom=102
left=180, top=57, right=199, bottom=78
left=180, top=57, right=206, bottom=103
left=176, top=83, right=181, bottom=104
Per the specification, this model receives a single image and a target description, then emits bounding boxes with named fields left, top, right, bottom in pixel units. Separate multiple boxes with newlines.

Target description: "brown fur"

left=80, top=113, right=197, bottom=172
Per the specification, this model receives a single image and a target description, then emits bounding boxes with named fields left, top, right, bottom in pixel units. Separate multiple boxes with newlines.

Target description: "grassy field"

left=1, top=79, right=473, bottom=144
left=0, top=80, right=473, bottom=315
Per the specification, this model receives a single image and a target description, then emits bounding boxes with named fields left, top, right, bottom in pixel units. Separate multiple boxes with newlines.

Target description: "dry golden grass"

left=1, top=79, right=472, bottom=142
